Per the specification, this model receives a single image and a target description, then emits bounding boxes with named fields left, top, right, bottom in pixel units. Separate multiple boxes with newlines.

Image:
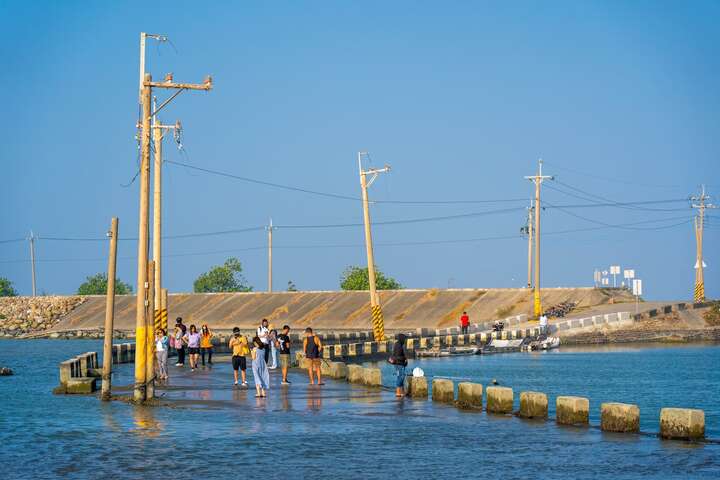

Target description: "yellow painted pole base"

left=371, top=304, right=385, bottom=341
left=533, top=290, right=542, bottom=319
left=694, top=282, right=705, bottom=303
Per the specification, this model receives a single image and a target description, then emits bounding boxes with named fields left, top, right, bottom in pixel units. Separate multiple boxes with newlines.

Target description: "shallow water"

left=0, top=340, right=718, bottom=479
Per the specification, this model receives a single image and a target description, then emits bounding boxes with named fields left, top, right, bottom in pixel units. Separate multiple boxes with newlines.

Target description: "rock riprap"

left=0, top=296, right=86, bottom=337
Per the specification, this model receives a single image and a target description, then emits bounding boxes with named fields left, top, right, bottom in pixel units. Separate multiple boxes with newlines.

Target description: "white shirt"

left=257, top=326, right=269, bottom=344
left=539, top=316, right=548, bottom=327
left=156, top=338, right=166, bottom=351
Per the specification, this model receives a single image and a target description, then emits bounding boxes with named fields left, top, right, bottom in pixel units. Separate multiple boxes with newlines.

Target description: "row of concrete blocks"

left=413, top=314, right=529, bottom=338
left=551, top=311, right=632, bottom=333
left=409, top=378, right=705, bottom=441
left=633, top=301, right=715, bottom=321
left=56, top=351, right=100, bottom=394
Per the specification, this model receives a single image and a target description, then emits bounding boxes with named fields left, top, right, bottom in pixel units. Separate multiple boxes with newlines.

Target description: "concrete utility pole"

left=691, top=185, right=716, bottom=303
left=524, top=159, right=553, bottom=319
left=134, top=32, right=212, bottom=403
left=152, top=96, right=181, bottom=336
left=101, top=217, right=118, bottom=401
left=145, top=260, right=155, bottom=399
left=358, top=152, right=391, bottom=341
left=267, top=218, right=274, bottom=292
left=28, top=231, right=37, bottom=297
left=161, top=288, right=168, bottom=332
left=525, top=200, right=534, bottom=289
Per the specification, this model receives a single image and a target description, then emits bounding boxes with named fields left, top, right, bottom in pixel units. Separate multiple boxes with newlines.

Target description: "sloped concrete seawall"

left=47, top=287, right=630, bottom=333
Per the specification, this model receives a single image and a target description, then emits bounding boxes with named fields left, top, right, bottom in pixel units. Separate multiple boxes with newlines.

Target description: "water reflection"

left=307, top=387, right=322, bottom=412
left=132, top=406, right=164, bottom=438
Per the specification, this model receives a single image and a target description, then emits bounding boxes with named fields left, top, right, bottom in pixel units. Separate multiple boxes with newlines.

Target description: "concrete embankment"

left=29, top=287, right=631, bottom=335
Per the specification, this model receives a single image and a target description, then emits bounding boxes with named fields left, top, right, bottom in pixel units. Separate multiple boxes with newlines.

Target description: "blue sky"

left=1, top=1, right=718, bottom=300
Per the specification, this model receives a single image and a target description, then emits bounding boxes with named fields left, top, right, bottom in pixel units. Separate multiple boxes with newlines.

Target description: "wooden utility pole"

left=358, top=152, right=390, bottom=341
left=29, top=231, right=37, bottom=297
left=101, top=217, right=119, bottom=401
left=134, top=74, right=152, bottom=403
left=691, top=185, right=716, bottom=302
left=525, top=200, right=534, bottom=289
left=267, top=218, right=274, bottom=292
left=134, top=32, right=212, bottom=402
left=525, top=159, right=553, bottom=319
left=145, top=260, right=156, bottom=399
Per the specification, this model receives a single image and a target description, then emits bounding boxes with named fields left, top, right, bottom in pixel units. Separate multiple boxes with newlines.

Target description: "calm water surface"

left=0, top=340, right=718, bottom=479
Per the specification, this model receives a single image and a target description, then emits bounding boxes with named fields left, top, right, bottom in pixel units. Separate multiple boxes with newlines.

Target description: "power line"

left=545, top=182, right=690, bottom=212
left=165, top=159, right=529, bottom=205
left=543, top=161, right=685, bottom=189
left=544, top=201, right=692, bottom=231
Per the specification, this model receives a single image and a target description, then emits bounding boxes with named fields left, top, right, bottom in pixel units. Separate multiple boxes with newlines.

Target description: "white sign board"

left=610, top=265, right=620, bottom=275
left=624, top=269, right=635, bottom=279
left=602, top=278, right=609, bottom=286
left=632, top=279, right=642, bottom=296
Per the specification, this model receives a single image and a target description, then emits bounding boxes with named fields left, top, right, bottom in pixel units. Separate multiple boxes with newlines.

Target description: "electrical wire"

left=543, top=161, right=685, bottom=189
left=545, top=182, right=690, bottom=212
left=544, top=201, right=692, bottom=231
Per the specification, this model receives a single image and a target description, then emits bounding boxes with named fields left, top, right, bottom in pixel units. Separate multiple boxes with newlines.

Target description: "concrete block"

left=660, top=408, right=705, bottom=440
left=363, top=342, right=376, bottom=355
left=405, top=338, right=416, bottom=351
left=519, top=391, right=548, bottom=418
left=605, top=313, right=619, bottom=323
left=324, top=361, right=347, bottom=379
left=362, top=367, right=382, bottom=387
left=457, top=382, right=483, bottom=409
left=419, top=338, right=430, bottom=349
left=432, top=337, right=441, bottom=348
left=468, top=333, right=476, bottom=344
left=582, top=318, right=594, bottom=328
left=444, top=335, right=454, bottom=347
left=432, top=378, right=454, bottom=403
left=449, top=327, right=459, bottom=335
left=480, top=333, right=489, bottom=343
left=377, top=341, right=388, bottom=353
left=557, top=322, right=569, bottom=331
left=556, top=396, right=589, bottom=425
left=333, top=344, right=347, bottom=357
left=517, top=314, right=528, bottom=323
left=59, top=361, right=74, bottom=385
left=601, top=402, right=640, bottom=433
left=65, top=377, right=98, bottom=394
left=406, top=376, right=428, bottom=399
left=486, top=386, right=513, bottom=414
left=618, top=311, right=631, bottom=322
left=347, top=343, right=358, bottom=357
left=592, top=315, right=604, bottom=325
left=456, top=335, right=465, bottom=346
left=347, top=364, right=364, bottom=383
left=570, top=320, right=581, bottom=329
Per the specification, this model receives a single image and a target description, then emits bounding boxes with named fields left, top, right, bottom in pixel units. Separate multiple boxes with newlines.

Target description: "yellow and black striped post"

left=371, top=304, right=385, bottom=341
left=694, top=281, right=705, bottom=303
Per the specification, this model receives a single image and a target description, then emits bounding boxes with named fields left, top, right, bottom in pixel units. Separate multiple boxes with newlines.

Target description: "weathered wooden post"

left=101, top=217, right=118, bottom=401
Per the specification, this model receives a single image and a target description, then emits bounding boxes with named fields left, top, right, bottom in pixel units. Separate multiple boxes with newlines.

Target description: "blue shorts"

left=394, top=365, right=406, bottom=387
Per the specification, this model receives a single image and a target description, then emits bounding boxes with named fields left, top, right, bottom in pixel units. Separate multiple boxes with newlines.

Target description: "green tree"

left=0, top=277, right=17, bottom=297
left=77, top=273, right=133, bottom=295
left=193, top=257, right=253, bottom=293
left=340, top=265, right=402, bottom=291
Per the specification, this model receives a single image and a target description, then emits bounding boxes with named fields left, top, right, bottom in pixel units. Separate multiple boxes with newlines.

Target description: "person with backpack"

left=173, top=317, right=187, bottom=367
left=303, top=327, right=323, bottom=385
left=390, top=333, right=409, bottom=397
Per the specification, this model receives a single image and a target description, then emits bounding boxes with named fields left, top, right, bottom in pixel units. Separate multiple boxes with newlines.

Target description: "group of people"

left=152, top=317, right=329, bottom=399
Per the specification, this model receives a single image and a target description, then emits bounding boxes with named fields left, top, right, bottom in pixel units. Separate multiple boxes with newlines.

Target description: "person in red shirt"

left=460, top=311, right=470, bottom=334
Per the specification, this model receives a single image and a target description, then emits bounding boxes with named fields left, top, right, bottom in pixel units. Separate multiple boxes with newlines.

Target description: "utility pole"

left=267, top=218, right=274, bottom=292
left=161, top=288, right=168, bottom=332
left=691, top=185, right=716, bottom=303
left=29, top=231, right=37, bottom=297
left=358, top=152, right=391, bottom=341
left=152, top=96, right=181, bottom=336
left=524, top=200, right=534, bottom=289
left=101, top=217, right=118, bottom=401
left=134, top=32, right=212, bottom=403
left=524, top=159, right=553, bottom=319
left=145, top=260, right=155, bottom=399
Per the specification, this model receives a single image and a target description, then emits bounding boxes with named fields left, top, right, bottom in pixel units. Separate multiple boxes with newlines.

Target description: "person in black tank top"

left=303, top=327, right=323, bottom=385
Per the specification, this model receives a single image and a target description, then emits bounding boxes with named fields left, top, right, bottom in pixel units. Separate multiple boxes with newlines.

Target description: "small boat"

left=416, top=346, right=480, bottom=357
left=540, top=336, right=560, bottom=350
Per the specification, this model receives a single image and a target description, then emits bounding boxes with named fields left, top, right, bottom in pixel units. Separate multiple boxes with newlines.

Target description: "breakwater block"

left=362, top=367, right=382, bottom=387
left=557, top=396, right=589, bottom=425
left=457, top=382, right=483, bottom=409
left=432, top=378, right=454, bottom=403
left=63, top=377, right=98, bottom=394
left=406, top=376, right=428, bottom=399
left=486, top=386, right=513, bottom=414
left=660, top=408, right=705, bottom=440
left=601, top=402, right=640, bottom=433
left=321, top=361, right=347, bottom=379
left=347, top=364, right=364, bottom=383
left=519, top=391, right=548, bottom=419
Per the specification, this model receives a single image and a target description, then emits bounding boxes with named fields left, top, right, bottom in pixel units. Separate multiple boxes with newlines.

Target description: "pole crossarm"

left=145, top=79, right=213, bottom=91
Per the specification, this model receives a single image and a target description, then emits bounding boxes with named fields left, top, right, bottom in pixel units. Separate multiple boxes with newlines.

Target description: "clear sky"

left=1, top=1, right=718, bottom=300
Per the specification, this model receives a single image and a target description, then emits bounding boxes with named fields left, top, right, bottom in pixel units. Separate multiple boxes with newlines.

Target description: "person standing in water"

left=173, top=317, right=187, bottom=367
left=200, top=324, right=213, bottom=366
left=229, top=327, right=250, bottom=386
left=183, top=324, right=201, bottom=371
left=155, top=328, right=169, bottom=381
left=251, top=336, right=270, bottom=397
left=390, top=333, right=409, bottom=397
left=268, top=324, right=278, bottom=370
left=277, top=325, right=292, bottom=385
left=257, top=318, right=271, bottom=364
left=303, top=327, right=323, bottom=385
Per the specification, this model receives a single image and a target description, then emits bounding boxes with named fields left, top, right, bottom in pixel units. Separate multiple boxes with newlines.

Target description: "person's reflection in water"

left=132, top=406, right=163, bottom=438
left=233, top=385, right=248, bottom=402
left=307, top=386, right=322, bottom=412
left=281, top=385, right=293, bottom=412
left=198, top=389, right=211, bottom=401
